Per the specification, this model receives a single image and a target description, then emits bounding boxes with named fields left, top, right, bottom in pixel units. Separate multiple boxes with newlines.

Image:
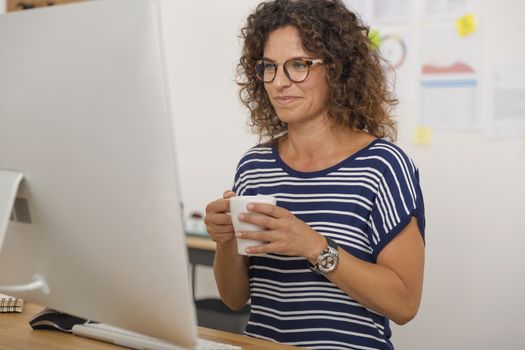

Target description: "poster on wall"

left=486, top=62, right=525, bottom=138
left=372, top=0, right=414, bottom=23
left=424, top=0, right=475, bottom=20
left=418, top=24, right=483, bottom=130
left=343, top=0, right=414, bottom=24
left=376, top=28, right=413, bottom=103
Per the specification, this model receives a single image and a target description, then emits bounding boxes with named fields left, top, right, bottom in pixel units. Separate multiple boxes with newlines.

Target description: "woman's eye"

left=264, top=63, right=276, bottom=71
left=290, top=60, right=308, bottom=70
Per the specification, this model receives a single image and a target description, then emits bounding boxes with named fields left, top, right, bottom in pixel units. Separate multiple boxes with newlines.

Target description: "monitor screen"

left=0, top=0, right=196, bottom=347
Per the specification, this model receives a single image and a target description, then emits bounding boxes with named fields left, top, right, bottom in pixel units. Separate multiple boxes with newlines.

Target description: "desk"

left=0, top=302, right=300, bottom=350
left=186, top=235, right=216, bottom=267
left=186, top=236, right=250, bottom=335
left=186, top=236, right=216, bottom=301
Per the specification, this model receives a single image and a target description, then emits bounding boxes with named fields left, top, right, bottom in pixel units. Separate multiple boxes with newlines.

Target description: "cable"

left=0, top=274, right=49, bottom=294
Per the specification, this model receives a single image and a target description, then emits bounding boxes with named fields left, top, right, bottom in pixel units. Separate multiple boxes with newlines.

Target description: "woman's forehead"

left=263, top=26, right=308, bottom=59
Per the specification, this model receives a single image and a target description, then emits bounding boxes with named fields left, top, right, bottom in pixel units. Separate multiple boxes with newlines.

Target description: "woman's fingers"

left=223, top=190, right=236, bottom=199
left=236, top=231, right=289, bottom=255
left=205, top=211, right=232, bottom=225
left=204, top=192, right=237, bottom=244
left=246, top=202, right=282, bottom=217
left=238, top=212, right=276, bottom=230
left=208, top=223, right=235, bottom=234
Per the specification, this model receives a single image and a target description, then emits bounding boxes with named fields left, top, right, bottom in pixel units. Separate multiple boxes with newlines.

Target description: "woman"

left=204, top=0, right=425, bottom=349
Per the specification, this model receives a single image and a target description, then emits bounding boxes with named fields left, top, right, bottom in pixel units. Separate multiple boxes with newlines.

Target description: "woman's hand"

left=235, top=202, right=326, bottom=260
left=204, top=190, right=236, bottom=244
left=205, top=191, right=251, bottom=310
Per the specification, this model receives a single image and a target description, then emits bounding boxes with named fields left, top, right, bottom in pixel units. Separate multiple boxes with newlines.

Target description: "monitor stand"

left=0, top=170, right=48, bottom=294
left=0, top=169, right=23, bottom=251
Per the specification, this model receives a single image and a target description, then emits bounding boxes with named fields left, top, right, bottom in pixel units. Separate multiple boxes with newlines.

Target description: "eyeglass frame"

left=254, top=57, right=324, bottom=83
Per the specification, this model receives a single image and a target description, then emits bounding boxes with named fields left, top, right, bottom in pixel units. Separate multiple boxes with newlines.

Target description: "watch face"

left=318, top=250, right=338, bottom=273
left=320, top=254, right=336, bottom=270
left=310, top=237, right=339, bottom=275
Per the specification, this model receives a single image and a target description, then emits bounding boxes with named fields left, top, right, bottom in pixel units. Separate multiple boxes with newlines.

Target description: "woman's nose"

left=272, top=65, right=292, bottom=88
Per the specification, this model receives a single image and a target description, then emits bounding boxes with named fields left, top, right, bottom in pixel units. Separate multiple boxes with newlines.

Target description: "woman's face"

left=262, top=26, right=329, bottom=127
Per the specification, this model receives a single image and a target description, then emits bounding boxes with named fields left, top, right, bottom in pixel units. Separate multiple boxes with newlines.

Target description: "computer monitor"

left=0, top=0, right=197, bottom=348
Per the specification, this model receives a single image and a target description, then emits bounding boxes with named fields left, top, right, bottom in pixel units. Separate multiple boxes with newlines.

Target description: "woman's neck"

left=283, top=119, right=336, bottom=157
left=278, top=120, right=374, bottom=172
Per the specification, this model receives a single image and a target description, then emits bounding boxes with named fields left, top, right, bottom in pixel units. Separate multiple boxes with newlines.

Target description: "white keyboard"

left=71, top=322, right=241, bottom=350
left=195, top=338, right=242, bottom=350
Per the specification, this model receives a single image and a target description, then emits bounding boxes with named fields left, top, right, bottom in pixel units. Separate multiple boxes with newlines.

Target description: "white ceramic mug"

left=230, top=195, right=276, bottom=255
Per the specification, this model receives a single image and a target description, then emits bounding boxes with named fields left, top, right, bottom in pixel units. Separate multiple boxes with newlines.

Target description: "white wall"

left=160, top=0, right=260, bottom=218
left=391, top=1, right=525, bottom=348
left=158, top=0, right=261, bottom=306
left=160, top=1, right=525, bottom=349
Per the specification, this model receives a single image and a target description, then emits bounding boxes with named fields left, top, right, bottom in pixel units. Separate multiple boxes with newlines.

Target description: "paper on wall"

left=343, top=0, right=414, bottom=24
left=424, top=0, right=473, bottom=20
left=418, top=24, right=483, bottom=130
left=487, top=62, right=525, bottom=138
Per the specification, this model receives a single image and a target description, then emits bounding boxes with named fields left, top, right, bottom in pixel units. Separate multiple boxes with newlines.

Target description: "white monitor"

left=0, top=0, right=197, bottom=348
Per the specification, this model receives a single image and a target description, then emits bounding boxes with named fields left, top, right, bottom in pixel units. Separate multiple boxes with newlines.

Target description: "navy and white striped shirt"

left=232, top=139, right=425, bottom=350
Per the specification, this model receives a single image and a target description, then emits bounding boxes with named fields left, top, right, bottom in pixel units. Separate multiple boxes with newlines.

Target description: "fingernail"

left=238, top=213, right=245, bottom=221
left=247, top=204, right=254, bottom=210
left=235, top=232, right=242, bottom=238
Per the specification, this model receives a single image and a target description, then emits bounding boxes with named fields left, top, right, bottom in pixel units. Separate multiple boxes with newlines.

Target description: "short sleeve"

left=368, top=152, right=425, bottom=259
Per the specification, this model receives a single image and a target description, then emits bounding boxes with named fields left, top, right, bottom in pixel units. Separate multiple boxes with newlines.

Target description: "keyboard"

left=195, top=338, right=242, bottom=350
left=71, top=322, right=242, bottom=350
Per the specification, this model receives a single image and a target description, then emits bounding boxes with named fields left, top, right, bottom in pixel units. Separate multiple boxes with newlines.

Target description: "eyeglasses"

left=254, top=58, right=323, bottom=83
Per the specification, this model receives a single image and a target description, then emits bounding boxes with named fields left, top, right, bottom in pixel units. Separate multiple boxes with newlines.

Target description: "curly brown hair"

left=237, top=0, right=398, bottom=142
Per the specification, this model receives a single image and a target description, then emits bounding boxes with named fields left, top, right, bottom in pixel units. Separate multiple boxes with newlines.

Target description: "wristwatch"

left=309, top=237, right=339, bottom=275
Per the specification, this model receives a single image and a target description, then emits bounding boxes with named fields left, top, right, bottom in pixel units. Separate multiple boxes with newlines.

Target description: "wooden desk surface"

left=0, top=302, right=300, bottom=350
left=186, top=235, right=216, bottom=252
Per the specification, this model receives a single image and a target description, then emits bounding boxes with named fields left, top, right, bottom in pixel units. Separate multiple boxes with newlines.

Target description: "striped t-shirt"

left=232, top=138, right=425, bottom=350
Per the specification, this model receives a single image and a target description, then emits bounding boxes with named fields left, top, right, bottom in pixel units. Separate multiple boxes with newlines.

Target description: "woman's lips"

left=273, top=95, right=301, bottom=106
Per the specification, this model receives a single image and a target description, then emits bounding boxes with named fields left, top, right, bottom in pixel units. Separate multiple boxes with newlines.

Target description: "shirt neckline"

left=271, top=138, right=381, bottom=178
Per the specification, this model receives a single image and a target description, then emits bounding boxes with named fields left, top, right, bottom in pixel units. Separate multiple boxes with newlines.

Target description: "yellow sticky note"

left=455, top=13, right=477, bottom=37
left=369, top=29, right=381, bottom=49
left=412, top=126, right=432, bottom=146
